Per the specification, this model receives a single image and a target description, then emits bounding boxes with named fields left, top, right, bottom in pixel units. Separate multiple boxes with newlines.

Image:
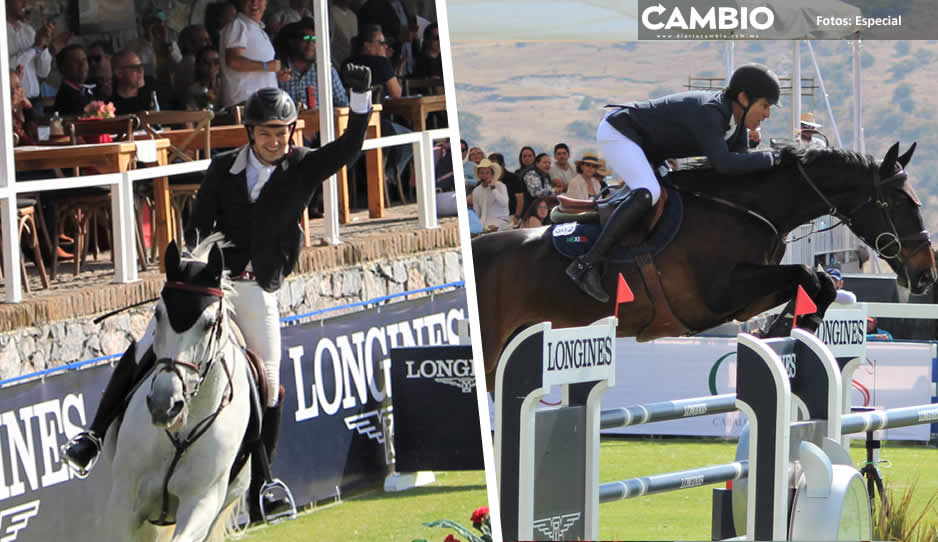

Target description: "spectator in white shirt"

left=220, top=0, right=280, bottom=107
left=129, top=8, right=183, bottom=84
left=6, top=0, right=70, bottom=107
left=471, top=158, right=512, bottom=232
left=549, top=142, right=577, bottom=191
left=826, top=267, right=857, bottom=305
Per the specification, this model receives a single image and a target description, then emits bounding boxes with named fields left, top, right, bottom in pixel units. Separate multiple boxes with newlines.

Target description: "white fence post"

left=415, top=131, right=438, bottom=229
left=1, top=195, right=22, bottom=302
left=112, top=173, right=137, bottom=283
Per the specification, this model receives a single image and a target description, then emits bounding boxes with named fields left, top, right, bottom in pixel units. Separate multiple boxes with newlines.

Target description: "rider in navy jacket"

left=567, top=63, right=789, bottom=303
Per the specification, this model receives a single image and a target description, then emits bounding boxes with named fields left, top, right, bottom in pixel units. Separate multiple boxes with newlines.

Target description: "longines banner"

left=0, top=289, right=467, bottom=541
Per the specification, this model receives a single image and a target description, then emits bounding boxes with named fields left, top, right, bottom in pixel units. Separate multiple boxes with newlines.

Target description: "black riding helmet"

left=243, top=87, right=298, bottom=149
left=726, top=63, right=781, bottom=107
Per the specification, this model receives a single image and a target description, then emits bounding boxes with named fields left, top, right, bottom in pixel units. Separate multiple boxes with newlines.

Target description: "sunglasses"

left=375, top=39, right=388, bottom=46
left=201, top=58, right=220, bottom=64
left=120, top=64, right=145, bottom=71
left=88, top=54, right=103, bottom=62
left=301, top=34, right=316, bottom=41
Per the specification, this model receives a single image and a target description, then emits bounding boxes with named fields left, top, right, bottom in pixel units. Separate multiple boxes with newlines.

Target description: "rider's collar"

left=229, top=145, right=291, bottom=175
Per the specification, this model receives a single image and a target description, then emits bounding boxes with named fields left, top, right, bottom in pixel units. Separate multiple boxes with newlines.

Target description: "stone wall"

left=0, top=248, right=462, bottom=381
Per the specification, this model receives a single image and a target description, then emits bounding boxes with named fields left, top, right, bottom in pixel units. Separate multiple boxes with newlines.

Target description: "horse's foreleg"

left=170, top=483, right=226, bottom=542
left=704, top=264, right=835, bottom=335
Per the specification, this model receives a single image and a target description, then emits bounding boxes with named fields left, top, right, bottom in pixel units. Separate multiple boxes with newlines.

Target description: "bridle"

left=148, top=280, right=236, bottom=526
left=793, top=160, right=931, bottom=264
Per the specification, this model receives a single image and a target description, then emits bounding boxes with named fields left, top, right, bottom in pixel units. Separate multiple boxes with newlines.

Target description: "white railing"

left=1, top=128, right=457, bottom=303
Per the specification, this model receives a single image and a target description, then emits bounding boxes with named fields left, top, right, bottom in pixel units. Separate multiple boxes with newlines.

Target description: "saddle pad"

left=550, top=186, right=683, bottom=264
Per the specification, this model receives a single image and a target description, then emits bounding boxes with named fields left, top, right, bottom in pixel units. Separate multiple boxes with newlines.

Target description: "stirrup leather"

left=61, top=431, right=102, bottom=479
left=259, top=479, right=297, bottom=524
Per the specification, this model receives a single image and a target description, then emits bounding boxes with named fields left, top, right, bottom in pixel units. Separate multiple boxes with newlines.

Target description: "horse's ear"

left=207, top=243, right=224, bottom=283
left=879, top=142, right=900, bottom=177
left=165, top=241, right=181, bottom=279
left=898, top=142, right=917, bottom=169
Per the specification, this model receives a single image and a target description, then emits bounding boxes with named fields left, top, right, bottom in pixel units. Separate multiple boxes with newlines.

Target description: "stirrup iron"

left=259, top=479, right=297, bottom=524
left=61, top=431, right=102, bottom=479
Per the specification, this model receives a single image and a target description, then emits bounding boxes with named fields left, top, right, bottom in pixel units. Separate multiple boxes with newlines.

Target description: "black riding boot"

left=565, top=188, right=653, bottom=303
left=62, top=342, right=154, bottom=476
left=248, top=388, right=297, bottom=524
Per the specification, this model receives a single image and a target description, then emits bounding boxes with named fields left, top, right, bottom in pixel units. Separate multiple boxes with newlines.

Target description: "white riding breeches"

left=597, top=114, right=662, bottom=205
left=231, top=279, right=282, bottom=407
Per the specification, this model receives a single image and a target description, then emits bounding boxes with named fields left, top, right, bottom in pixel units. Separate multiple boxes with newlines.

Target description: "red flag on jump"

left=793, top=285, right=817, bottom=328
left=614, top=273, right=634, bottom=319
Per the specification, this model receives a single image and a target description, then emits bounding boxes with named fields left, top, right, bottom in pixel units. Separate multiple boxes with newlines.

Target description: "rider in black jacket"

left=62, top=64, right=374, bottom=524
left=567, top=63, right=788, bottom=303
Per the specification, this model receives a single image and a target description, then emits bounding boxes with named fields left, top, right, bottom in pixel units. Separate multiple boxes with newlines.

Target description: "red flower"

left=444, top=535, right=461, bottom=542
left=470, top=506, right=489, bottom=524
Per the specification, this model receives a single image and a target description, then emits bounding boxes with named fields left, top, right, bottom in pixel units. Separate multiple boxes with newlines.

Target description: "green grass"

left=226, top=438, right=937, bottom=541
left=597, top=437, right=938, bottom=540
left=228, top=470, right=489, bottom=542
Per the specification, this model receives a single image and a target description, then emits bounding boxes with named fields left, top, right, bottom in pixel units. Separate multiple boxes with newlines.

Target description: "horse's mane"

left=665, top=146, right=878, bottom=198
left=180, top=232, right=237, bottom=312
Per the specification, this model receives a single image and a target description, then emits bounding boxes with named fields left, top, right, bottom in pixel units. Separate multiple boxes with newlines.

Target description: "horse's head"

left=147, top=239, right=229, bottom=429
left=838, top=142, right=937, bottom=293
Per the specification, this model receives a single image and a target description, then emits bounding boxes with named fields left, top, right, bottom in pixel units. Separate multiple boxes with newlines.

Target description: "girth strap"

left=634, top=253, right=692, bottom=341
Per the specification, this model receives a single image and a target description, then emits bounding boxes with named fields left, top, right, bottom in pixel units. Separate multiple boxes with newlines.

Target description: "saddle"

left=550, top=186, right=691, bottom=341
left=553, top=187, right=669, bottom=247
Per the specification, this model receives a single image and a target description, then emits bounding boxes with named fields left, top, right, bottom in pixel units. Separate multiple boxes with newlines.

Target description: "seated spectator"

left=220, top=0, right=279, bottom=107
left=174, top=25, right=213, bottom=101
left=111, top=50, right=176, bottom=115
left=264, top=0, right=310, bottom=38
left=866, top=317, right=892, bottom=341
left=798, top=112, right=828, bottom=148
left=488, top=152, right=524, bottom=223
left=130, top=8, right=183, bottom=84
left=87, top=40, right=114, bottom=101
left=549, top=143, right=576, bottom=191
left=464, top=146, right=483, bottom=187
left=825, top=267, right=857, bottom=305
left=434, top=140, right=454, bottom=192
left=278, top=20, right=349, bottom=108
left=516, top=145, right=536, bottom=175
left=471, top=158, right=511, bottom=232
left=521, top=197, right=551, bottom=228
left=522, top=152, right=555, bottom=213
left=413, top=23, right=442, bottom=79
left=10, top=66, right=36, bottom=145
left=566, top=152, right=603, bottom=200
left=186, top=47, right=224, bottom=110
left=344, top=24, right=412, bottom=187
left=329, top=0, right=357, bottom=67
left=205, top=1, right=239, bottom=50
left=53, top=44, right=94, bottom=116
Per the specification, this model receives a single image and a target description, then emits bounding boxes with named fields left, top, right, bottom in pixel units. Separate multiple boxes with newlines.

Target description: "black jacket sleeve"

left=692, top=105, right=772, bottom=174
left=294, top=107, right=370, bottom=193
left=184, top=153, right=228, bottom=249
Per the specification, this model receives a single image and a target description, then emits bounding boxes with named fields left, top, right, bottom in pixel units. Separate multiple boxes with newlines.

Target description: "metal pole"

left=0, top=4, right=22, bottom=302
left=805, top=41, right=843, bottom=149
left=852, top=38, right=863, bottom=153
left=792, top=41, right=801, bottom=140
left=841, top=404, right=938, bottom=435
left=313, top=0, right=340, bottom=245
left=599, top=394, right=737, bottom=430
left=599, top=461, right=748, bottom=503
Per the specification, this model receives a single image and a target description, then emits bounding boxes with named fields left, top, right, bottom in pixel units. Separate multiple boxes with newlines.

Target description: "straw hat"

left=575, top=152, right=602, bottom=169
left=596, top=158, right=613, bottom=177
left=800, top=112, right=822, bottom=129
left=473, top=158, right=501, bottom=180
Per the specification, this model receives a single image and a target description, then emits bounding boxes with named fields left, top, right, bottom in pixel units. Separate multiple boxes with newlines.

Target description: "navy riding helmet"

left=726, top=63, right=781, bottom=107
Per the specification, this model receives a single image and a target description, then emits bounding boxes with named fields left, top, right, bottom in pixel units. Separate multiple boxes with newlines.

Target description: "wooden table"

left=298, top=105, right=383, bottom=223
left=15, top=139, right=171, bottom=269
left=157, top=119, right=305, bottom=154
left=382, top=95, right=446, bottom=132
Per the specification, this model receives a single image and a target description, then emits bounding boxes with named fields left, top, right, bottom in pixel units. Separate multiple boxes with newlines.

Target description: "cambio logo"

left=641, top=4, right=774, bottom=31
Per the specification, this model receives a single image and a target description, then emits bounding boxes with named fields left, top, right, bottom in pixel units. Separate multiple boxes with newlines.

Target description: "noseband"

left=149, top=280, right=235, bottom=526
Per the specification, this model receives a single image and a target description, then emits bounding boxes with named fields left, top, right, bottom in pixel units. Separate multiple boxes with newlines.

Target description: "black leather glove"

left=769, top=146, right=798, bottom=167
left=342, top=64, right=372, bottom=94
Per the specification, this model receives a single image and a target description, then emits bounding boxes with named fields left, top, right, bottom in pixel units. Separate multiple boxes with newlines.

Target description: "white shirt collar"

left=229, top=144, right=291, bottom=174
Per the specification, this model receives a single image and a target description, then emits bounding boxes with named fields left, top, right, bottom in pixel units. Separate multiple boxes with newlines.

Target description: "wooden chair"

left=51, top=115, right=143, bottom=278
left=0, top=196, right=50, bottom=293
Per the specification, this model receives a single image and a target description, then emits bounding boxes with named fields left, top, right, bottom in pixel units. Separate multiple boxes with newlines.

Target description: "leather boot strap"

left=635, top=253, right=692, bottom=341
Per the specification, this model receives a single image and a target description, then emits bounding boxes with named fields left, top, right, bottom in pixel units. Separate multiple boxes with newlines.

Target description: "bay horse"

left=474, top=143, right=936, bottom=389
left=104, top=235, right=252, bottom=541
